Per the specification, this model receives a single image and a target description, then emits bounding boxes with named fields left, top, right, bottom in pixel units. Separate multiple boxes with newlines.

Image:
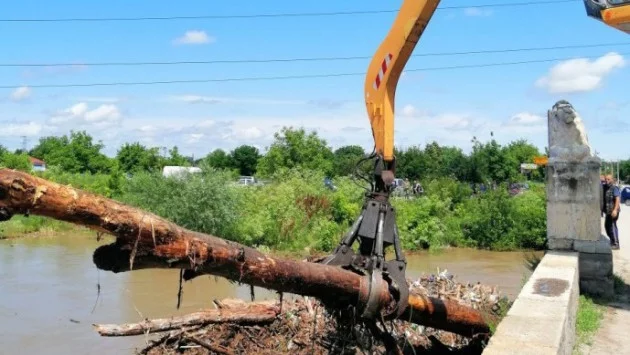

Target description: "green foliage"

left=0, top=152, right=32, bottom=171
left=119, top=168, right=241, bottom=240
left=233, top=168, right=358, bottom=252
left=0, top=215, right=75, bottom=238
left=3, top=128, right=550, bottom=253
left=332, top=145, right=367, bottom=177
left=469, top=138, right=515, bottom=184
left=7, top=164, right=548, bottom=252
left=230, top=145, right=260, bottom=176
left=36, top=166, right=119, bottom=198
left=394, top=194, right=464, bottom=250
left=29, top=131, right=113, bottom=174
left=205, top=149, right=232, bottom=170
left=166, top=146, right=190, bottom=167
left=257, top=127, right=334, bottom=177
left=453, top=185, right=546, bottom=250
left=574, top=295, right=604, bottom=351
left=116, top=142, right=162, bottom=173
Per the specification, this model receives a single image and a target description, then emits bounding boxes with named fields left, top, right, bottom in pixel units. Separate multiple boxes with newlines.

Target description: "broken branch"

left=93, top=301, right=280, bottom=336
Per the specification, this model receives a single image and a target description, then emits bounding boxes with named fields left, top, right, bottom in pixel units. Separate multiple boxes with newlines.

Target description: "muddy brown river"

left=0, top=232, right=540, bottom=354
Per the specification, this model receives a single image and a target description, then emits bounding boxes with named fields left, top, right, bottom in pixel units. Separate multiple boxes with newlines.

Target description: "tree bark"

left=0, top=168, right=490, bottom=337
left=93, top=300, right=280, bottom=336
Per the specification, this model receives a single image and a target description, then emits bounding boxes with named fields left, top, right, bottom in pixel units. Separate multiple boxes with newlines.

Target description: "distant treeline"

left=1, top=126, right=552, bottom=184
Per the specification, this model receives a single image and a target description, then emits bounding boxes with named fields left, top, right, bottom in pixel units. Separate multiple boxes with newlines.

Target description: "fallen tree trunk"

left=94, top=300, right=280, bottom=336
left=0, top=168, right=490, bottom=337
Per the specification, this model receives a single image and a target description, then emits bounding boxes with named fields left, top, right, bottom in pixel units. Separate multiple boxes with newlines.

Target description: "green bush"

left=5, top=165, right=547, bottom=253
left=233, top=168, right=361, bottom=252
left=393, top=195, right=464, bottom=250
left=119, top=167, right=241, bottom=241
left=35, top=166, right=120, bottom=198
left=454, top=185, right=546, bottom=250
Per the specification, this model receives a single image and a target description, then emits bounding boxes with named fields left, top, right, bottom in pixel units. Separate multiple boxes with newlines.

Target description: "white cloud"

left=504, top=112, right=545, bottom=127
left=169, top=95, right=307, bottom=105
left=50, top=102, right=122, bottom=127
left=71, top=96, right=124, bottom=103
left=464, top=7, right=493, bottom=16
left=402, top=104, right=417, bottom=117
left=0, top=122, right=42, bottom=137
left=10, top=86, right=31, bottom=101
left=172, top=30, right=215, bottom=45
left=400, top=104, right=432, bottom=118
left=535, top=52, right=625, bottom=94
left=232, top=126, right=264, bottom=141
left=398, top=104, right=472, bottom=130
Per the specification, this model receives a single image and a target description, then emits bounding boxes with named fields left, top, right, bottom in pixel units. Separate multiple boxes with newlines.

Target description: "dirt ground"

left=580, top=205, right=630, bottom=355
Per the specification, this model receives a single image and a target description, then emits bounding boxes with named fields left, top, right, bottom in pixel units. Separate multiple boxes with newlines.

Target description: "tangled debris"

left=137, top=269, right=511, bottom=355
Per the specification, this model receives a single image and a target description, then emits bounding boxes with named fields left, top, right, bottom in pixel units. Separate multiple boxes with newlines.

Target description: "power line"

left=0, top=0, right=577, bottom=23
left=2, top=51, right=625, bottom=89
left=3, top=41, right=628, bottom=68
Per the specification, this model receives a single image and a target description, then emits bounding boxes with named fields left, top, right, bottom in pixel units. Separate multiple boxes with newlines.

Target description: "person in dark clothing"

left=600, top=174, right=605, bottom=217
left=602, top=174, right=621, bottom=249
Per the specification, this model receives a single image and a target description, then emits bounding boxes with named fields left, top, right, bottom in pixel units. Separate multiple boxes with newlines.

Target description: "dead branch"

left=93, top=300, right=280, bottom=336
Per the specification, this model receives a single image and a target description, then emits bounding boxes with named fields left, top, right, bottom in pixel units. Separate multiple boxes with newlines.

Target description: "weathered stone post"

left=546, top=100, right=614, bottom=298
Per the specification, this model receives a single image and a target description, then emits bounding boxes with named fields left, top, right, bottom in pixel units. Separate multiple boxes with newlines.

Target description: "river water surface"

left=0, top=231, right=540, bottom=354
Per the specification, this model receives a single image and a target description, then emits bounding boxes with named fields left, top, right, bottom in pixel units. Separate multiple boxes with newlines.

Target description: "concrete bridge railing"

left=483, top=100, right=614, bottom=354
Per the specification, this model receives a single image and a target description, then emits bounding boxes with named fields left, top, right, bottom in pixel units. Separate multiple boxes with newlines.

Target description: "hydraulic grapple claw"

left=319, top=166, right=409, bottom=320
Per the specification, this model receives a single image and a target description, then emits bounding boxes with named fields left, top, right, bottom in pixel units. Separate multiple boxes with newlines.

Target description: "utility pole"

left=21, top=136, right=27, bottom=153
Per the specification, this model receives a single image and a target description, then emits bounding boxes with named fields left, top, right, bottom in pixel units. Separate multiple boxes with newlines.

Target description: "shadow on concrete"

left=589, top=274, right=630, bottom=309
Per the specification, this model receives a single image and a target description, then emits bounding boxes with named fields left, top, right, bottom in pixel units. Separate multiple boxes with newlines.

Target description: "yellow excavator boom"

left=584, top=0, right=630, bottom=34
left=363, top=0, right=630, bottom=167
left=364, top=0, right=441, bottom=163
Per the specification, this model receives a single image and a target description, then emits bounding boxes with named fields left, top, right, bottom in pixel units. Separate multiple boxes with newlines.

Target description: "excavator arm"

left=321, top=0, right=441, bottom=321
left=584, top=0, right=630, bottom=34
left=365, top=0, right=440, bottom=164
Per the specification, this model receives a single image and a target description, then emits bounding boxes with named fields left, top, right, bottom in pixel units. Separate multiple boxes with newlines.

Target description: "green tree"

left=440, top=146, right=471, bottom=181
left=618, top=159, right=630, bottom=183
left=204, top=149, right=233, bottom=170
left=469, top=137, right=514, bottom=184
left=256, top=127, right=334, bottom=177
left=395, top=146, right=427, bottom=180
left=503, top=139, right=542, bottom=180
left=332, top=145, right=366, bottom=177
left=165, top=146, right=190, bottom=166
left=230, top=145, right=260, bottom=176
left=29, top=131, right=112, bottom=174
left=116, top=142, right=162, bottom=173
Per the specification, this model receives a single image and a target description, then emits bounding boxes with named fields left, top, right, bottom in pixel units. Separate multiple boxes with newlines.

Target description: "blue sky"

left=1, top=0, right=629, bottom=161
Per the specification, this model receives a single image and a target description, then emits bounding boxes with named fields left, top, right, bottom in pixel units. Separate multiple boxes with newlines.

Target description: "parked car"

left=621, top=186, right=630, bottom=205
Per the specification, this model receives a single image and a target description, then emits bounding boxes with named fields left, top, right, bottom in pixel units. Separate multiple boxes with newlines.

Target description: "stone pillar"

left=545, top=100, right=613, bottom=299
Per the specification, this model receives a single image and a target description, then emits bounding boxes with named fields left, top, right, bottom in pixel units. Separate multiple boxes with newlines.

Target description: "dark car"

left=621, top=186, right=630, bottom=205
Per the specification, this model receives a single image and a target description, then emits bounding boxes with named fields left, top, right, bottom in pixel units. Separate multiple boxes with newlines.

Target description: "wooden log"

left=93, top=300, right=280, bottom=336
left=0, top=168, right=490, bottom=337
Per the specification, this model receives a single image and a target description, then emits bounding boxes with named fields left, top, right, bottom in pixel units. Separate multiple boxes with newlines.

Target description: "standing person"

left=603, top=174, right=621, bottom=249
left=600, top=174, right=606, bottom=217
